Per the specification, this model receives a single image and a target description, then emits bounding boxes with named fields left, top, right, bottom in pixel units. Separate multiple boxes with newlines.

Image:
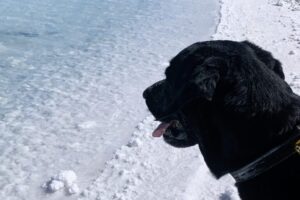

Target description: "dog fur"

left=143, top=40, right=300, bottom=200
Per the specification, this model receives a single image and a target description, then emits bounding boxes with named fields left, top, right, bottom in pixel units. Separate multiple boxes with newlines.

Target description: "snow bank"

left=78, top=117, right=238, bottom=200
left=214, top=0, right=300, bottom=78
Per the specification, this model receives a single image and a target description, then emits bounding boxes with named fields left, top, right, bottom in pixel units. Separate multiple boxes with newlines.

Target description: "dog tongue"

left=152, top=122, right=171, bottom=137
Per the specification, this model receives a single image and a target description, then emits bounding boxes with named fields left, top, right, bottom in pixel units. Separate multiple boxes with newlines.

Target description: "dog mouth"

left=152, top=120, right=181, bottom=137
left=152, top=119, right=197, bottom=148
left=153, top=119, right=189, bottom=140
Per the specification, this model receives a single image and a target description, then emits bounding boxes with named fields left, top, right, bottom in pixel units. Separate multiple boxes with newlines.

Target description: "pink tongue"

left=152, top=122, right=171, bottom=137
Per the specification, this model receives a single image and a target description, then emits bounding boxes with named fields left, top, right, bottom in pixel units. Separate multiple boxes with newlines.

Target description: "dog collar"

left=231, top=126, right=300, bottom=183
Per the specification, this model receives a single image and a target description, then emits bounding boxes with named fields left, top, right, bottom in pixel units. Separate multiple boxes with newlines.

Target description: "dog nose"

left=143, top=79, right=166, bottom=99
left=143, top=88, right=150, bottom=99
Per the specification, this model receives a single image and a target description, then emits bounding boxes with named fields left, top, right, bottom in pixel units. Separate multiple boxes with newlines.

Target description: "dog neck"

left=236, top=154, right=300, bottom=200
left=230, top=126, right=300, bottom=182
left=233, top=127, right=300, bottom=200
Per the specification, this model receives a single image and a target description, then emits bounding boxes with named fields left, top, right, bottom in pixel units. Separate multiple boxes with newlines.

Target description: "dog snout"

left=143, top=87, right=151, bottom=99
left=143, top=79, right=166, bottom=99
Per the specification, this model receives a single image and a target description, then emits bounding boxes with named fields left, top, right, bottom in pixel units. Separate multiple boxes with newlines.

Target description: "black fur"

left=143, top=40, right=300, bottom=200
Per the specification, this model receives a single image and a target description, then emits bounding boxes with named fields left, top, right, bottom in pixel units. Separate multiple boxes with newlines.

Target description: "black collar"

left=230, top=126, right=300, bottom=183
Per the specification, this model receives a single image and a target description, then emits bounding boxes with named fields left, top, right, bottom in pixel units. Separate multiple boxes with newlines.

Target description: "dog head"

left=143, top=40, right=300, bottom=177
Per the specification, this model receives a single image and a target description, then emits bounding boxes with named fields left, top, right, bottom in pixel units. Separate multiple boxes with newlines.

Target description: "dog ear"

left=242, top=41, right=285, bottom=80
left=272, top=59, right=285, bottom=79
left=224, top=59, right=294, bottom=116
left=188, top=56, right=227, bottom=101
left=171, top=57, right=227, bottom=110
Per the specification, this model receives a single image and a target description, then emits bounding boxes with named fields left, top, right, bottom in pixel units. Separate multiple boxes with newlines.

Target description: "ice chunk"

left=42, top=170, right=79, bottom=195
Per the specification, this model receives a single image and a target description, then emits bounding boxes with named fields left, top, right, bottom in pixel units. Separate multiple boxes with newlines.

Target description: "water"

left=0, top=0, right=219, bottom=199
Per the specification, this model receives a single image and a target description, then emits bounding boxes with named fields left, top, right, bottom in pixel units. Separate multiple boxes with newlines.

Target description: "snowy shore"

left=214, top=0, right=300, bottom=76
left=78, top=0, right=300, bottom=199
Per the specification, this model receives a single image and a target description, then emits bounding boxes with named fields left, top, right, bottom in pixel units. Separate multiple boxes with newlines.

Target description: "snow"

left=42, top=170, right=79, bottom=195
left=78, top=117, right=239, bottom=200
left=0, top=0, right=299, bottom=199
left=214, top=0, right=300, bottom=77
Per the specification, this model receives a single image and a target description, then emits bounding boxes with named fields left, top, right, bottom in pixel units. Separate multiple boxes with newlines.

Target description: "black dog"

left=143, top=40, right=300, bottom=200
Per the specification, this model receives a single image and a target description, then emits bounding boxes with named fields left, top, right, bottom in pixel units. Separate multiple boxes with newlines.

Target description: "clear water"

left=0, top=0, right=219, bottom=199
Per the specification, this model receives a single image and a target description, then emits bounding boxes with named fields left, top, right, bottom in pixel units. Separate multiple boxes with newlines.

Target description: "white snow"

left=78, top=117, right=239, bottom=200
left=42, top=170, right=79, bottom=195
left=214, top=0, right=300, bottom=77
left=44, top=180, right=64, bottom=193
left=0, top=0, right=300, bottom=199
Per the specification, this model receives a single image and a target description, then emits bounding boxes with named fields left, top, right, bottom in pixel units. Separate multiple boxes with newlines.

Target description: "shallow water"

left=0, top=0, right=219, bottom=199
